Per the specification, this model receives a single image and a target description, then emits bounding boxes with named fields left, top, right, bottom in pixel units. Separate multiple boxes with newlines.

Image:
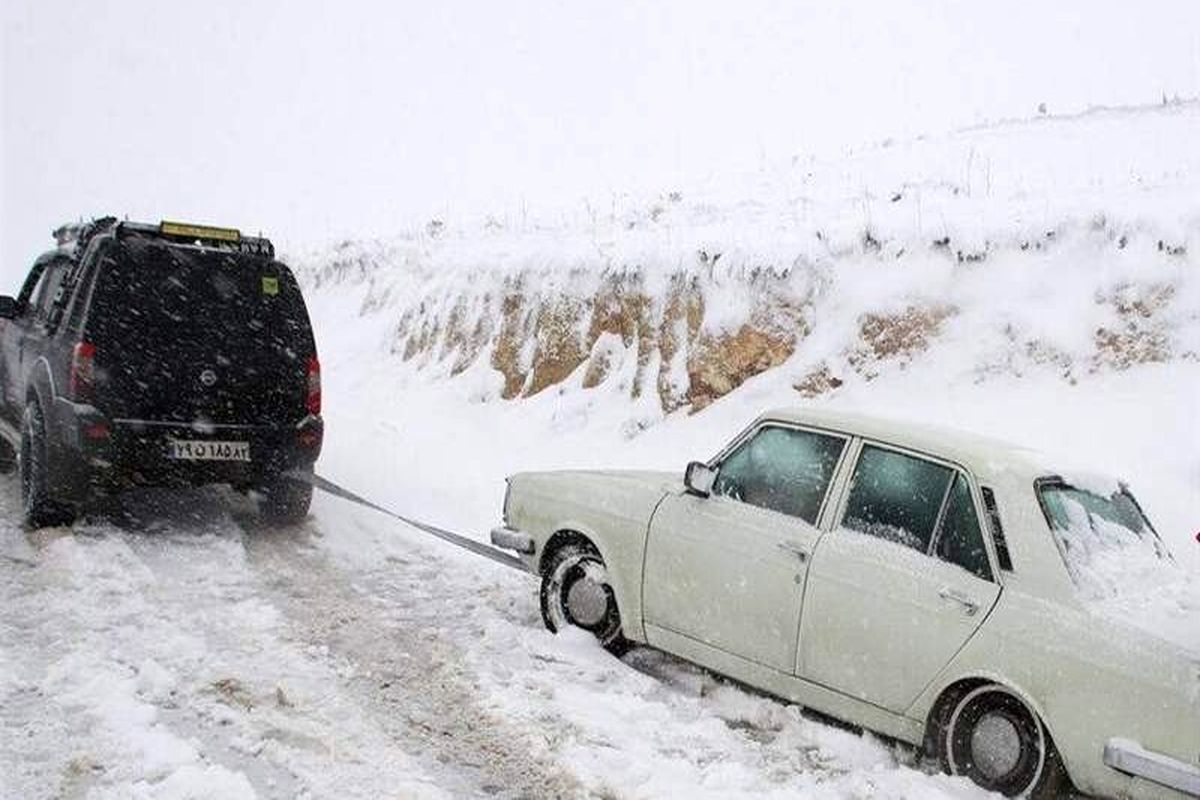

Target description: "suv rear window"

left=84, top=239, right=315, bottom=424
left=89, top=240, right=312, bottom=352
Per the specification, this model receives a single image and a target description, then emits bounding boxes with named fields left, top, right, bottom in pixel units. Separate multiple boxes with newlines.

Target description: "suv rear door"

left=84, top=239, right=315, bottom=426
left=1, top=257, right=71, bottom=412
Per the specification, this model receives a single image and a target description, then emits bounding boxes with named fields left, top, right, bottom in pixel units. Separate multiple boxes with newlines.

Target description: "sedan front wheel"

left=539, top=542, right=627, bottom=654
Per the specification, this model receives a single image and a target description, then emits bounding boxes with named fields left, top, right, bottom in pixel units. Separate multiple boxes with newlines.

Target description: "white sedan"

left=491, top=408, right=1199, bottom=799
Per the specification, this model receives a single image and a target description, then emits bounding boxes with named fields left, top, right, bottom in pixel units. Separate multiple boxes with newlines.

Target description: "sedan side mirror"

left=685, top=461, right=717, bottom=497
left=0, top=296, right=15, bottom=320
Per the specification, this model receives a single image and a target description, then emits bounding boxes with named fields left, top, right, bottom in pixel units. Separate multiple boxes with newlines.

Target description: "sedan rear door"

left=798, top=442, right=1001, bottom=713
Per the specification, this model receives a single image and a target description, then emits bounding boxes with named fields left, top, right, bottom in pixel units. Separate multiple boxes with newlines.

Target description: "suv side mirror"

left=684, top=461, right=717, bottom=497
left=0, top=296, right=15, bottom=320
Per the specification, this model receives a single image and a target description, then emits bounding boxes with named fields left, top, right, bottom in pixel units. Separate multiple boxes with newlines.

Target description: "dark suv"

left=0, top=218, right=323, bottom=527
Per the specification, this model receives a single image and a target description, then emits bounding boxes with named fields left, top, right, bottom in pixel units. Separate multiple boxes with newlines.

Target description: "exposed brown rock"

left=585, top=275, right=653, bottom=394
left=525, top=296, right=587, bottom=396
left=581, top=336, right=622, bottom=389
left=1093, top=326, right=1170, bottom=369
left=491, top=280, right=532, bottom=398
left=794, top=364, right=845, bottom=398
left=441, top=293, right=494, bottom=376
left=1092, top=282, right=1175, bottom=369
left=655, top=276, right=705, bottom=411
left=850, top=305, right=956, bottom=374
left=687, top=325, right=796, bottom=410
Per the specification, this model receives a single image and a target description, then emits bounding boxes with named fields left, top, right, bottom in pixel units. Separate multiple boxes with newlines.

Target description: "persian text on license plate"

left=168, top=439, right=250, bottom=462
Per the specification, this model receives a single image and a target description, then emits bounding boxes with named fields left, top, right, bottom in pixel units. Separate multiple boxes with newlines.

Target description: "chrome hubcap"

left=565, top=575, right=609, bottom=627
left=971, top=712, right=1022, bottom=780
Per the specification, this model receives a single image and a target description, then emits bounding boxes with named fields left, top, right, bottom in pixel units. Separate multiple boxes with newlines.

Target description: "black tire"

left=539, top=541, right=628, bottom=655
left=0, top=436, right=16, bottom=475
left=941, top=684, right=1071, bottom=798
left=19, top=402, right=75, bottom=529
left=259, top=474, right=313, bottom=524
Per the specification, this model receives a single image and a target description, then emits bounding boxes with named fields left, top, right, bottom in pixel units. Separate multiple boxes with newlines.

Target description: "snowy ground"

left=3, top=104, right=1199, bottom=798
left=2, top=312, right=1195, bottom=798
left=0, top=427, right=996, bottom=800
left=0, top=371, right=1008, bottom=799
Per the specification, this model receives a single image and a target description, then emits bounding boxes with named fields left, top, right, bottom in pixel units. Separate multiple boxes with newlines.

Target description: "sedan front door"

left=643, top=424, right=848, bottom=673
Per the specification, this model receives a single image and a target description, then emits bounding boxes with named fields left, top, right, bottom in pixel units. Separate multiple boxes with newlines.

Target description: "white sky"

left=3, top=0, right=1199, bottom=283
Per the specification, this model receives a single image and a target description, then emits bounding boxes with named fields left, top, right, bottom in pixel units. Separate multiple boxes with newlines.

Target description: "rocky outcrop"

left=388, top=264, right=810, bottom=411
left=297, top=215, right=1196, bottom=412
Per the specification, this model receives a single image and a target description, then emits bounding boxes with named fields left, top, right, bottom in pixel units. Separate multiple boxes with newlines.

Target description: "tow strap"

left=287, top=470, right=527, bottom=572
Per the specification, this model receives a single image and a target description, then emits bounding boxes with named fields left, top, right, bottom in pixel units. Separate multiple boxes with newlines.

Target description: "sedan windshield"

left=1037, top=479, right=1168, bottom=600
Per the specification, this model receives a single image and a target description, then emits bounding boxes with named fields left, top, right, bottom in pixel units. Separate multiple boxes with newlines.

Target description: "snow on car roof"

left=760, top=406, right=1054, bottom=483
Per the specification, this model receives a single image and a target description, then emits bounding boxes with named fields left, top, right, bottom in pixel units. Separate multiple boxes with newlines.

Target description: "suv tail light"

left=305, top=356, right=321, bottom=415
left=69, top=342, right=97, bottom=402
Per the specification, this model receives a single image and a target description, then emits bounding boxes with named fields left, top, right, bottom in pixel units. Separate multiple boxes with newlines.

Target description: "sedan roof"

left=759, top=406, right=1053, bottom=484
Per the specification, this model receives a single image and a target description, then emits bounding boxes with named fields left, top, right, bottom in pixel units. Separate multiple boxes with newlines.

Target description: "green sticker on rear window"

left=262, top=276, right=279, bottom=296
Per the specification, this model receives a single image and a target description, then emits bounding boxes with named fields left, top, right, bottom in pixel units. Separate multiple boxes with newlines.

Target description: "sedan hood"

left=553, top=468, right=682, bottom=489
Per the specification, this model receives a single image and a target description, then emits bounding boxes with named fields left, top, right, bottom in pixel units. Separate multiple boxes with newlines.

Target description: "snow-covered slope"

left=294, top=101, right=1199, bottom=417
left=295, top=101, right=1199, bottom=558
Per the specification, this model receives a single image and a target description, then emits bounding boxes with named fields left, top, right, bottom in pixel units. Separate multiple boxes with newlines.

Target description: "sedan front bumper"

left=490, top=526, right=535, bottom=555
left=1103, top=738, right=1200, bottom=797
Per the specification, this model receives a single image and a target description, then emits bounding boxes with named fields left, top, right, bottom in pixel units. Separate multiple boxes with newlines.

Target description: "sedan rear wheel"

left=539, top=542, right=627, bottom=654
left=942, top=684, right=1069, bottom=798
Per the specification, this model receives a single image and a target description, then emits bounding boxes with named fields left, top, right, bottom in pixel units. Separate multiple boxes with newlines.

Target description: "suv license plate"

left=168, top=439, right=250, bottom=462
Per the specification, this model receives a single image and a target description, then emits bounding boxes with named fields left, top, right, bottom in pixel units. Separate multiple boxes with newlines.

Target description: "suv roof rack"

left=114, top=220, right=275, bottom=258
left=52, top=216, right=117, bottom=254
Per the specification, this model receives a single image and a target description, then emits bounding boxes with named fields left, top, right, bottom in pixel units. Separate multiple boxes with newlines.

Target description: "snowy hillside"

left=296, top=101, right=1199, bottom=560
left=2, top=103, right=1198, bottom=800
left=296, top=101, right=1198, bottom=414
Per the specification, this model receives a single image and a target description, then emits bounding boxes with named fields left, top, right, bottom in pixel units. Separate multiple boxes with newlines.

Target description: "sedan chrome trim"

left=491, top=526, right=535, bottom=555
left=1103, top=738, right=1200, bottom=796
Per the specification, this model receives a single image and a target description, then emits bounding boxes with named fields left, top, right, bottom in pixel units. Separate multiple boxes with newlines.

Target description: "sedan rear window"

left=1037, top=480, right=1168, bottom=599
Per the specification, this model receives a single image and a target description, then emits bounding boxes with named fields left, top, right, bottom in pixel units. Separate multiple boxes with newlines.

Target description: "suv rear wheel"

left=20, top=402, right=76, bottom=528
left=259, top=473, right=313, bottom=524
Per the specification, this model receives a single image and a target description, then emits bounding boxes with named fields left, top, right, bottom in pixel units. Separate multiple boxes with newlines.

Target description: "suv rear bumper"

left=49, top=406, right=323, bottom=503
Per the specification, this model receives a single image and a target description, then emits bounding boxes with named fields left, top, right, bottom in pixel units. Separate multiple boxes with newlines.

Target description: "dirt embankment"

left=304, top=227, right=1194, bottom=411
left=389, top=264, right=821, bottom=411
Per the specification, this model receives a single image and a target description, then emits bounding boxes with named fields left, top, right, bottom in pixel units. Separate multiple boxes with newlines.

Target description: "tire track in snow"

left=239, top=514, right=588, bottom=800
left=284, top=497, right=992, bottom=800
left=0, top=486, right=449, bottom=800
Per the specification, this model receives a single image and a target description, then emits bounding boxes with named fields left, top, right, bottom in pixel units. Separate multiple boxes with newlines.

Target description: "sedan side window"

left=843, top=445, right=952, bottom=552
left=932, top=474, right=993, bottom=581
left=713, top=426, right=845, bottom=524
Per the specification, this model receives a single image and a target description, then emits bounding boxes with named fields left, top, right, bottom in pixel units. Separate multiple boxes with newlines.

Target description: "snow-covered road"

left=1, top=467, right=994, bottom=800
left=3, top=304, right=1195, bottom=798
left=2, top=317, right=1195, bottom=799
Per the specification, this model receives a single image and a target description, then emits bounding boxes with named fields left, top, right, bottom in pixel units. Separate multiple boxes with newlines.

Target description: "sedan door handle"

left=938, top=587, right=980, bottom=616
left=777, top=541, right=811, bottom=562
